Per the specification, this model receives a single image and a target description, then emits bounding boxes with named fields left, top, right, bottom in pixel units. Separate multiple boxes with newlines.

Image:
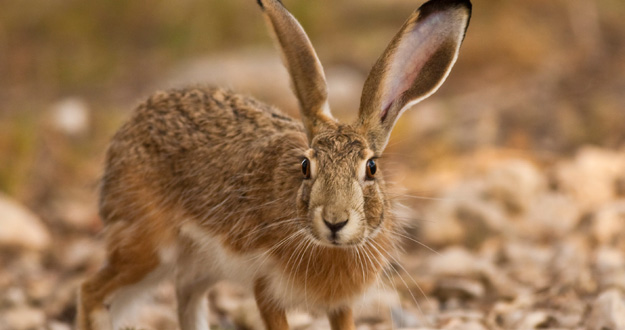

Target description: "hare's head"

left=259, top=0, right=471, bottom=246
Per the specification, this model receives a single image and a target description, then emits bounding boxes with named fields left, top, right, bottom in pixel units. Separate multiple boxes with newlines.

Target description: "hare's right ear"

left=258, top=0, right=335, bottom=142
left=356, top=0, right=472, bottom=152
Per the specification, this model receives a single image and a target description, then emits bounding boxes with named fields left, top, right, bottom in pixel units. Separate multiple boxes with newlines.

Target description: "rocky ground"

left=1, top=145, right=624, bottom=330
left=1, top=2, right=624, bottom=328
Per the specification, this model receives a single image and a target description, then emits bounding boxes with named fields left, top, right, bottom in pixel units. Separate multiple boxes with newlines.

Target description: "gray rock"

left=433, top=278, right=485, bottom=300
left=523, top=192, right=580, bottom=239
left=49, top=97, right=90, bottom=136
left=1, top=287, right=26, bottom=307
left=555, top=147, right=625, bottom=211
left=0, top=194, right=51, bottom=251
left=586, top=289, right=625, bottom=330
left=591, top=201, right=625, bottom=246
left=483, top=159, right=546, bottom=214
left=0, top=306, right=46, bottom=330
left=427, top=247, right=524, bottom=299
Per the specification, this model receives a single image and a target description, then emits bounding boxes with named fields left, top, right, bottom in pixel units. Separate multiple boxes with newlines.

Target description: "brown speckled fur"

left=77, top=0, right=471, bottom=329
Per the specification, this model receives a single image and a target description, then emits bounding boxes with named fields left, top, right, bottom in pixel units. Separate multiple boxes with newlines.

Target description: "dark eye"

left=366, top=159, right=377, bottom=180
left=301, top=158, right=311, bottom=179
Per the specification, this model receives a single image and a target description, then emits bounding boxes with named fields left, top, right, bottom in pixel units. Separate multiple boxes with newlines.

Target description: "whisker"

left=286, top=236, right=308, bottom=295
left=234, top=217, right=306, bottom=246
left=370, top=240, right=433, bottom=326
left=304, top=239, right=315, bottom=311
left=386, top=228, right=440, bottom=256
left=354, top=245, right=367, bottom=285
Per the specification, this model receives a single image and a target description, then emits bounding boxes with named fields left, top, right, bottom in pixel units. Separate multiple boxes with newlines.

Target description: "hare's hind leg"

left=77, top=265, right=119, bottom=330
left=77, top=227, right=174, bottom=330
left=77, top=259, right=164, bottom=330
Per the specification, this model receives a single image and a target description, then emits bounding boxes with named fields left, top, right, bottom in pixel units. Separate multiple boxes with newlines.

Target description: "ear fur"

left=356, top=0, right=472, bottom=152
left=258, top=0, right=335, bottom=141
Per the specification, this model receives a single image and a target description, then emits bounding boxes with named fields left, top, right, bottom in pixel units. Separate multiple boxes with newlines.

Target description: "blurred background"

left=1, top=0, right=624, bottom=329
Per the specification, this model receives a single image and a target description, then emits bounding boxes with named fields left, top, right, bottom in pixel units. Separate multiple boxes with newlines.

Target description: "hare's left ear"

left=258, top=0, right=334, bottom=142
left=356, top=0, right=472, bottom=152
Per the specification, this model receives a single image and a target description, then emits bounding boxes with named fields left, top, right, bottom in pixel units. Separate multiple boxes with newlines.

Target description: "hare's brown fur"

left=78, top=87, right=396, bottom=328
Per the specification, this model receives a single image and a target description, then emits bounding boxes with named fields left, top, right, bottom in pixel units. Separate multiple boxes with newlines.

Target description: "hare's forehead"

left=310, top=132, right=371, bottom=164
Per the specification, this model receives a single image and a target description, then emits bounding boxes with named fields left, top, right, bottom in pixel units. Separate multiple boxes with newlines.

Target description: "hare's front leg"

left=175, top=269, right=216, bottom=330
left=328, top=307, right=356, bottom=330
left=254, top=278, right=289, bottom=330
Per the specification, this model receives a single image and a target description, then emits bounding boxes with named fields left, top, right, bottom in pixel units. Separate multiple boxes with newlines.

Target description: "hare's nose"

left=323, top=219, right=348, bottom=233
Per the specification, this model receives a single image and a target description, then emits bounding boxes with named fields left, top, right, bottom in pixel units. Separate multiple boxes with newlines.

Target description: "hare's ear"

left=356, top=0, right=471, bottom=152
left=258, top=0, right=334, bottom=141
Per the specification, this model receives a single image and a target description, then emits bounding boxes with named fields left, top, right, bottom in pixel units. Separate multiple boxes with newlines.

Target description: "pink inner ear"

left=380, top=102, right=393, bottom=121
left=380, top=12, right=448, bottom=121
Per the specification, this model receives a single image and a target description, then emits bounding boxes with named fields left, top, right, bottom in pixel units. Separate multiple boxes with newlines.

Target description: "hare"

left=76, top=0, right=471, bottom=329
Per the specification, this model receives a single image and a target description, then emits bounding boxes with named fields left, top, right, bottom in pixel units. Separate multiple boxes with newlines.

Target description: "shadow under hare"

left=77, top=0, right=471, bottom=329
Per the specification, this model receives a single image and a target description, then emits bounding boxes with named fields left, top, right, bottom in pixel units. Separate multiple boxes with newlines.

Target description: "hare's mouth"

left=306, top=226, right=366, bottom=248
left=329, top=232, right=366, bottom=247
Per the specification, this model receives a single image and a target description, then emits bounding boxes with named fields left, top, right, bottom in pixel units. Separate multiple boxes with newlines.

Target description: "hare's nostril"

left=323, top=219, right=348, bottom=233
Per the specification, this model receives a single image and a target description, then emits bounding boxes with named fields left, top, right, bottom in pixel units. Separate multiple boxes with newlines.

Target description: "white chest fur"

left=178, top=222, right=315, bottom=310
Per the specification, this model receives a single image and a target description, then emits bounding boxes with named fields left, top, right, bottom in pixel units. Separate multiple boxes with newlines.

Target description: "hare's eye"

left=301, top=158, right=311, bottom=179
left=366, top=159, right=377, bottom=180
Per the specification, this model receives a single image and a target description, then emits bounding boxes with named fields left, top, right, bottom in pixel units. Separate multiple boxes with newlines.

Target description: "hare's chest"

left=177, top=222, right=363, bottom=311
left=178, top=223, right=274, bottom=288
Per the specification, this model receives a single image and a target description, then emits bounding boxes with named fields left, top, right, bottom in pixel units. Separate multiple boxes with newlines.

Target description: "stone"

left=483, top=159, right=545, bottom=214
left=60, top=238, right=104, bottom=270
left=51, top=195, right=100, bottom=231
left=391, top=307, right=424, bottom=329
left=0, top=306, right=46, bottom=330
left=426, top=247, right=523, bottom=299
left=517, top=311, right=553, bottom=329
left=122, top=303, right=178, bottom=330
left=50, top=97, right=90, bottom=136
left=555, top=146, right=625, bottom=211
left=427, top=247, right=482, bottom=277
left=441, top=319, right=487, bottom=330
left=487, top=294, right=535, bottom=329
left=594, top=246, right=624, bottom=275
left=0, top=194, right=51, bottom=251
left=523, top=192, right=580, bottom=239
left=1, top=287, right=26, bottom=307
left=421, top=180, right=509, bottom=247
left=552, top=237, right=592, bottom=288
left=26, top=275, right=55, bottom=303
left=594, top=247, right=625, bottom=291
left=586, top=289, right=625, bottom=330
left=47, top=321, right=72, bottom=330
left=433, top=278, right=485, bottom=300
left=503, top=241, right=553, bottom=289
left=591, top=201, right=625, bottom=246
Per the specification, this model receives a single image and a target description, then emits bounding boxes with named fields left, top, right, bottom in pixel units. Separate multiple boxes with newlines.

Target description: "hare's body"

left=100, top=86, right=390, bottom=304
left=78, top=0, right=472, bottom=329
left=79, top=87, right=395, bottom=329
